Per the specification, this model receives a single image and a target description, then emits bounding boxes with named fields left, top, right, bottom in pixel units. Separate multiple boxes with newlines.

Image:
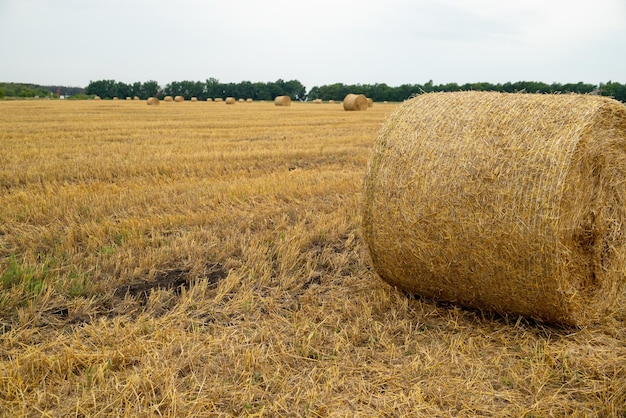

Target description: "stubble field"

left=0, top=99, right=625, bottom=417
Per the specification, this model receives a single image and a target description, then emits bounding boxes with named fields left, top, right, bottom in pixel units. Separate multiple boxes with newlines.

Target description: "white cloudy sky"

left=0, top=0, right=625, bottom=89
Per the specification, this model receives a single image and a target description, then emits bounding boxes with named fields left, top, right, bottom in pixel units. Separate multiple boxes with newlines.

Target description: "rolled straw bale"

left=329, top=100, right=335, bottom=104
left=191, top=97, right=198, bottom=102
left=146, top=97, right=160, bottom=105
left=174, top=95, right=184, bottom=102
left=274, top=95, right=291, bottom=106
left=246, top=98, right=253, bottom=103
left=238, top=98, right=245, bottom=102
left=313, top=99, right=323, bottom=104
left=126, top=97, right=131, bottom=101
left=367, top=98, right=374, bottom=107
left=133, top=96, right=140, bottom=100
left=93, top=96, right=101, bottom=100
left=225, top=97, right=236, bottom=104
left=214, top=98, right=223, bottom=102
left=206, top=98, right=213, bottom=102
left=362, top=91, right=626, bottom=326
left=164, top=96, right=173, bottom=102
left=343, top=93, right=368, bottom=111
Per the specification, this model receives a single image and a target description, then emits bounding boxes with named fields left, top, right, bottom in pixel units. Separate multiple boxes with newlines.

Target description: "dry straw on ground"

left=146, top=97, right=160, bottom=106
left=343, top=93, right=368, bottom=111
left=225, top=97, right=236, bottom=104
left=274, top=95, right=291, bottom=106
left=363, top=91, right=626, bottom=326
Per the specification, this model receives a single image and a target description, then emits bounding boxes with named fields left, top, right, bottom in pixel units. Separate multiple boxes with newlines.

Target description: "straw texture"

left=362, top=91, right=626, bottom=326
left=146, top=97, right=160, bottom=105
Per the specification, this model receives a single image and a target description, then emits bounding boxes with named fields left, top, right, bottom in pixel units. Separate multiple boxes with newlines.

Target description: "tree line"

left=2, top=79, right=625, bottom=103
left=84, top=78, right=307, bottom=102
left=80, top=79, right=626, bottom=104
left=308, top=80, right=626, bottom=103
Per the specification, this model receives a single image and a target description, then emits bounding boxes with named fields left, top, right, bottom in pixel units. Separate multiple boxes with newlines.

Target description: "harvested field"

left=0, top=99, right=625, bottom=416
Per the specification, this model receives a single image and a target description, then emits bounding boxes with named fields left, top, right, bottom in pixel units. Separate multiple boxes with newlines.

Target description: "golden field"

left=0, top=99, right=625, bottom=417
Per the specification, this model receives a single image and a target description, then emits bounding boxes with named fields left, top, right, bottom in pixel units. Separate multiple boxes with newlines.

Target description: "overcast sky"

left=1, top=0, right=625, bottom=90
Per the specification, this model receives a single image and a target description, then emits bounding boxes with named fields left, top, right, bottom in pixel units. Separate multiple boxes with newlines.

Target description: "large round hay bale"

left=164, top=96, right=173, bottom=102
left=343, top=93, right=368, bottom=111
left=367, top=98, right=374, bottom=107
left=146, top=97, right=160, bottom=105
left=174, top=95, right=184, bottom=102
left=274, top=96, right=291, bottom=106
left=191, top=97, right=198, bottom=102
left=362, top=91, right=626, bottom=326
left=225, top=97, right=236, bottom=104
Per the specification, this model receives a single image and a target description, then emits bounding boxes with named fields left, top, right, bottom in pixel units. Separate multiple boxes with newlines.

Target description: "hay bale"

left=246, top=98, right=253, bottom=103
left=146, top=97, right=160, bottom=105
left=367, top=98, right=374, bottom=107
left=329, top=100, right=335, bottom=104
left=362, top=91, right=626, bottom=326
left=191, top=97, right=198, bottom=102
left=133, top=96, right=140, bottom=100
left=225, top=97, right=236, bottom=104
left=274, top=96, right=291, bottom=106
left=206, top=98, right=213, bottom=102
left=313, top=99, right=323, bottom=104
left=174, top=95, right=184, bottom=102
left=164, top=96, right=173, bottom=102
left=214, top=98, right=223, bottom=102
left=93, top=96, right=101, bottom=100
left=343, top=93, right=368, bottom=111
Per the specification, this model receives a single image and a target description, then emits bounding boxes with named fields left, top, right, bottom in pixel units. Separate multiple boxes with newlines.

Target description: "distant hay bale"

left=329, top=100, right=335, bottom=104
left=191, top=97, right=198, bottom=102
left=133, top=96, right=140, bottom=100
left=206, top=98, right=213, bottom=102
left=93, top=96, right=101, bottom=100
left=126, top=97, right=131, bottom=101
left=274, top=96, right=291, bottom=106
left=343, top=93, right=368, bottom=111
left=225, top=97, right=236, bottom=104
left=246, top=98, right=253, bottom=103
left=146, top=97, right=159, bottom=105
left=174, top=96, right=184, bottom=102
left=313, top=99, right=323, bottom=104
left=238, top=98, right=245, bottom=102
left=113, top=97, right=119, bottom=101
left=164, top=96, right=173, bottom=102
left=367, top=98, right=374, bottom=107
left=362, top=91, right=626, bottom=326
left=214, top=98, right=223, bottom=102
